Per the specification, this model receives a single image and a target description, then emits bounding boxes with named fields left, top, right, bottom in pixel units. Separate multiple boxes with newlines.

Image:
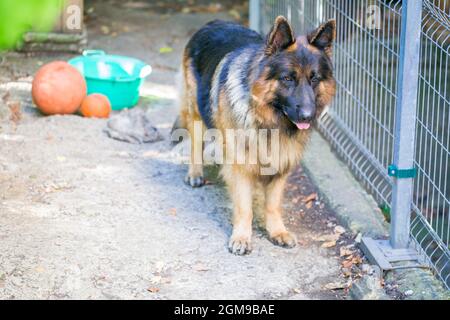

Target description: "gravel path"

left=0, top=0, right=349, bottom=299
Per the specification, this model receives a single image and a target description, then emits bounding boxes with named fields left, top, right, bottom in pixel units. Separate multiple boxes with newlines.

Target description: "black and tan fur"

left=176, top=16, right=336, bottom=255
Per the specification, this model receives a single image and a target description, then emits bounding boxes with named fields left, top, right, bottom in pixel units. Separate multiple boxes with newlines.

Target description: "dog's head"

left=252, top=16, right=336, bottom=131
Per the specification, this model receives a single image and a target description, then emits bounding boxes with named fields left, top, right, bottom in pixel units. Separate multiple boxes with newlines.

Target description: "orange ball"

left=79, top=93, right=111, bottom=118
left=32, top=61, right=87, bottom=115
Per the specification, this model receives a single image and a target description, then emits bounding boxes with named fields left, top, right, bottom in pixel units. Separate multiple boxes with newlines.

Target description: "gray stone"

left=349, top=274, right=390, bottom=300
left=385, top=268, right=450, bottom=300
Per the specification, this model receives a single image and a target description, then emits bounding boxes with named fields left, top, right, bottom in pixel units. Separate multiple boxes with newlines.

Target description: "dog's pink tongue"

left=296, top=122, right=311, bottom=130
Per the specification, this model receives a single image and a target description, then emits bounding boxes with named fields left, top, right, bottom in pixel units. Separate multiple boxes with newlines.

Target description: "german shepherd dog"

left=175, top=16, right=336, bottom=255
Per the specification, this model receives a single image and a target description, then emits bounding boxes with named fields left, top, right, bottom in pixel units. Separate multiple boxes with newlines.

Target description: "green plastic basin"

left=68, top=50, right=152, bottom=110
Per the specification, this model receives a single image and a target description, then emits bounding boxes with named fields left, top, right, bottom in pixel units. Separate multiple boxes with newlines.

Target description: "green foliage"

left=379, top=203, right=391, bottom=223
left=0, top=0, right=62, bottom=50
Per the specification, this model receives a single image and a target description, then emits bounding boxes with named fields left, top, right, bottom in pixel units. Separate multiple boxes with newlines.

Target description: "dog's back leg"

left=181, top=55, right=205, bottom=187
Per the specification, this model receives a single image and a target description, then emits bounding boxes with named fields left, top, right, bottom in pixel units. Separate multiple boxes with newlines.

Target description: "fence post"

left=249, top=0, right=260, bottom=32
left=298, top=0, right=305, bottom=33
left=390, top=0, right=423, bottom=249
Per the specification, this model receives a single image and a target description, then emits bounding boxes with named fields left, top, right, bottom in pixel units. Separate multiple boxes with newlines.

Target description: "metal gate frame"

left=250, top=0, right=450, bottom=289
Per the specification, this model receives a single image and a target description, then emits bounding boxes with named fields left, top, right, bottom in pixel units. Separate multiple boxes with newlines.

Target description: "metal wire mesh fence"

left=251, top=0, right=450, bottom=289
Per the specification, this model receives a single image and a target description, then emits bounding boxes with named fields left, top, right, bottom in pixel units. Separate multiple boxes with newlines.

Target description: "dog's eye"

left=282, top=76, right=293, bottom=82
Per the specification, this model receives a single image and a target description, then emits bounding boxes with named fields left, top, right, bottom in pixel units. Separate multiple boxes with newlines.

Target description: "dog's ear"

left=307, top=19, right=336, bottom=57
left=265, top=16, right=295, bottom=55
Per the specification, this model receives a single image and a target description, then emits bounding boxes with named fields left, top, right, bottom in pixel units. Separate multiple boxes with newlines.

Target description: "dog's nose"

left=297, top=107, right=315, bottom=122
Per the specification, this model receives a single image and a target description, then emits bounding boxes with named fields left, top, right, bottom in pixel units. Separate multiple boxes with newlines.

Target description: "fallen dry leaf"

left=323, top=281, right=347, bottom=290
left=35, top=266, right=45, bottom=273
left=321, top=240, right=336, bottom=248
left=100, top=25, right=110, bottom=34
left=147, top=287, right=160, bottom=293
left=206, top=3, right=222, bottom=13
left=341, top=260, right=353, bottom=269
left=305, top=201, right=313, bottom=209
left=228, top=9, right=241, bottom=20
left=350, top=255, right=363, bottom=265
left=334, top=225, right=346, bottom=234
left=169, top=208, right=177, bottom=216
left=193, top=263, right=209, bottom=272
left=122, top=1, right=151, bottom=9
left=342, top=270, right=352, bottom=278
left=316, top=233, right=340, bottom=242
left=303, top=192, right=318, bottom=204
left=340, top=247, right=353, bottom=257
left=8, top=101, right=21, bottom=123
left=2, top=91, right=10, bottom=103
left=150, top=275, right=162, bottom=284
left=159, top=46, right=173, bottom=54
left=161, top=277, right=171, bottom=284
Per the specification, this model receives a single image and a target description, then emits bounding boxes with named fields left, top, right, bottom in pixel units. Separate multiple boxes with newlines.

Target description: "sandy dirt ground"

left=0, top=0, right=361, bottom=299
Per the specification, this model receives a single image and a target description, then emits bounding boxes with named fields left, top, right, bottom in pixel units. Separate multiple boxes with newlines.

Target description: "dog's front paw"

left=184, top=174, right=205, bottom=188
left=228, top=235, right=252, bottom=255
left=270, top=231, right=297, bottom=248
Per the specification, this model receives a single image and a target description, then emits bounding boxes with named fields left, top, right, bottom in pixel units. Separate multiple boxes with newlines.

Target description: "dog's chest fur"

left=209, top=48, right=311, bottom=180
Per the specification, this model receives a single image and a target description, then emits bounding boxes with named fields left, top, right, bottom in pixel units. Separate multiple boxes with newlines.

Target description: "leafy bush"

left=0, top=0, right=61, bottom=50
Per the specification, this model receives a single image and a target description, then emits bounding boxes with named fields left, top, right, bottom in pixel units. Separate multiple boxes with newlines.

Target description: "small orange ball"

left=79, top=93, right=111, bottom=118
left=32, top=61, right=87, bottom=115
